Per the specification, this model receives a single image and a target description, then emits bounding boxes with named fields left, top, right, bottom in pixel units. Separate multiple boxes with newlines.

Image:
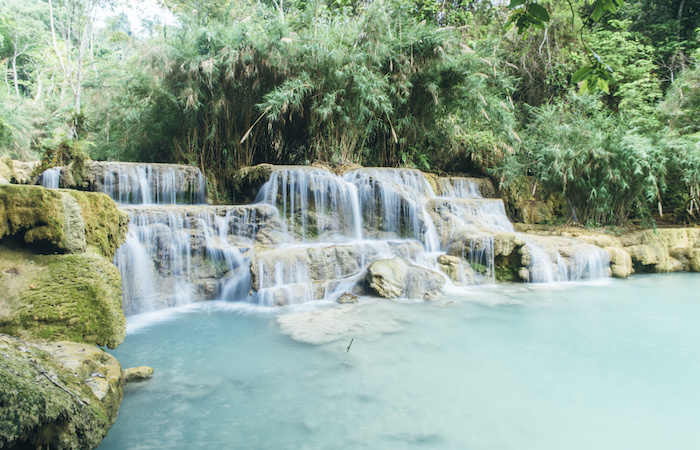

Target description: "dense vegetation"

left=1, top=0, right=699, bottom=225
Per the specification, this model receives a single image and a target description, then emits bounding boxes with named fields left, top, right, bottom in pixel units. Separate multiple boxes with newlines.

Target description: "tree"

left=47, top=0, right=114, bottom=117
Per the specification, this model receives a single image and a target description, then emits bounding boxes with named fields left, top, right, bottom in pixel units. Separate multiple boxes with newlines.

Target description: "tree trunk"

left=11, top=54, right=20, bottom=98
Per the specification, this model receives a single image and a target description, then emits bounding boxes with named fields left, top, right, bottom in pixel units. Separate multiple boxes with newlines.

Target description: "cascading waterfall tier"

left=39, top=161, right=206, bottom=205
left=42, top=162, right=612, bottom=314
left=94, top=162, right=206, bottom=205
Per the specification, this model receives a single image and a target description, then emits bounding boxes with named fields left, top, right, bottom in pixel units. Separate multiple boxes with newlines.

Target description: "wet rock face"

left=0, top=335, right=123, bottom=450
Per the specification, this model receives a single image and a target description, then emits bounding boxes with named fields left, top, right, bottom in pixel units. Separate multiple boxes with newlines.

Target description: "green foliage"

left=658, top=62, right=700, bottom=134
left=104, top=0, right=515, bottom=181
left=589, top=19, right=661, bottom=127
left=500, top=94, right=665, bottom=225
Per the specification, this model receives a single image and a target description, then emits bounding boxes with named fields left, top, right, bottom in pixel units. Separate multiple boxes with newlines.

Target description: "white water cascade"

left=40, top=167, right=61, bottom=189
left=44, top=162, right=610, bottom=314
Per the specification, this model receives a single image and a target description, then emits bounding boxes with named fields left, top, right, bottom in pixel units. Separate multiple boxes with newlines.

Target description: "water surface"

left=100, top=274, right=700, bottom=449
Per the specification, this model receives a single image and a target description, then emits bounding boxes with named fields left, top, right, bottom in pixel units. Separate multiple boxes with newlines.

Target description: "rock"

left=337, top=292, right=358, bottom=304
left=257, top=284, right=312, bottom=306
left=367, top=258, right=408, bottom=298
left=605, top=247, right=633, bottom=278
left=0, top=157, right=13, bottom=184
left=437, top=254, right=477, bottom=285
left=404, top=265, right=446, bottom=299
left=0, top=246, right=126, bottom=349
left=626, top=244, right=669, bottom=272
left=123, top=366, right=154, bottom=383
left=230, top=163, right=275, bottom=205
left=686, top=248, right=700, bottom=272
left=0, top=334, right=122, bottom=450
left=0, top=185, right=128, bottom=259
left=367, top=258, right=446, bottom=299
left=1, top=158, right=40, bottom=184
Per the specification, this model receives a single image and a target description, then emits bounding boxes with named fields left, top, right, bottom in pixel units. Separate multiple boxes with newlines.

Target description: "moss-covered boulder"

left=0, top=334, right=122, bottom=450
left=0, top=185, right=128, bottom=259
left=0, top=246, right=125, bottom=348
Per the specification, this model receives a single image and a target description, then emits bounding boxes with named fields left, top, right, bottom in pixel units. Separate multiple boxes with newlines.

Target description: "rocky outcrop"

left=437, top=254, right=478, bottom=285
left=0, top=246, right=126, bottom=348
left=513, top=224, right=700, bottom=277
left=230, top=163, right=275, bottom=204
left=0, top=334, right=122, bottom=450
left=0, top=157, right=39, bottom=185
left=250, top=241, right=424, bottom=304
left=0, top=185, right=128, bottom=259
left=0, top=184, right=128, bottom=348
left=619, top=228, right=700, bottom=273
left=367, top=258, right=445, bottom=299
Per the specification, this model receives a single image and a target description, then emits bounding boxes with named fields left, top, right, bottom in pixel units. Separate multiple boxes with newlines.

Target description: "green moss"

left=66, top=191, right=128, bottom=260
left=0, top=184, right=128, bottom=259
left=0, top=185, right=65, bottom=247
left=494, top=252, right=523, bottom=282
left=0, top=335, right=112, bottom=449
left=0, top=247, right=126, bottom=349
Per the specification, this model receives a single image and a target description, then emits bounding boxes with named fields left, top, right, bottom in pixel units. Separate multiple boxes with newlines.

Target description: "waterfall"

left=95, top=162, right=613, bottom=314
left=439, top=178, right=484, bottom=199
left=97, top=162, right=206, bottom=205
left=40, top=167, right=61, bottom=189
left=256, top=168, right=362, bottom=241
left=344, top=168, right=442, bottom=252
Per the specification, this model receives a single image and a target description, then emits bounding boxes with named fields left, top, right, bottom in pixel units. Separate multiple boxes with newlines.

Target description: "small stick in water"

left=346, top=338, right=354, bottom=353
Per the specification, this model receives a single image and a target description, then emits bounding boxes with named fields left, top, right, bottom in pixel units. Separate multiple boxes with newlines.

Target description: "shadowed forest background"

left=2, top=0, right=700, bottom=226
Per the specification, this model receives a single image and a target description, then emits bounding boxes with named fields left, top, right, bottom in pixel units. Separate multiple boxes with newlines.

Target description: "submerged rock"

left=337, top=292, right=359, bottom=304
left=0, top=334, right=122, bottom=450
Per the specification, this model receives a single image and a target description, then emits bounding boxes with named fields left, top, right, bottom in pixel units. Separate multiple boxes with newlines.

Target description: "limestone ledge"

left=515, top=224, right=700, bottom=277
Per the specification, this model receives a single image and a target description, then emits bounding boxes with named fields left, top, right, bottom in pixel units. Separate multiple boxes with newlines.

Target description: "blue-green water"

left=100, top=274, right=700, bottom=449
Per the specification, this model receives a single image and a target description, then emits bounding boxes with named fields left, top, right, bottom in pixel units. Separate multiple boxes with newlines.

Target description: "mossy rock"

left=0, top=246, right=126, bottom=348
left=0, top=334, right=122, bottom=450
left=230, top=164, right=274, bottom=205
left=65, top=190, right=129, bottom=260
left=0, top=184, right=128, bottom=259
